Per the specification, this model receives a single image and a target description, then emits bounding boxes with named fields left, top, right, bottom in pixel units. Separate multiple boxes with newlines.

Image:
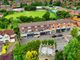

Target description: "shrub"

left=24, top=5, right=36, bottom=11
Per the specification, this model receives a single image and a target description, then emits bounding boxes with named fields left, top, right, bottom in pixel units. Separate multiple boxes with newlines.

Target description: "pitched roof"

left=77, top=22, right=80, bottom=27
left=0, top=30, right=15, bottom=36
left=18, top=19, right=73, bottom=28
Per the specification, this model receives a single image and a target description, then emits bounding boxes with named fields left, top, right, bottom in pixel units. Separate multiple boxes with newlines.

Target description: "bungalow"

left=0, top=30, right=16, bottom=43
left=18, top=19, right=75, bottom=38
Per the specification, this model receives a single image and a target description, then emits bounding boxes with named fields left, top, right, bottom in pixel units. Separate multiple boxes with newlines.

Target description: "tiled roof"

left=0, top=30, right=15, bottom=36
left=18, top=19, right=74, bottom=33
left=77, top=22, right=80, bottom=27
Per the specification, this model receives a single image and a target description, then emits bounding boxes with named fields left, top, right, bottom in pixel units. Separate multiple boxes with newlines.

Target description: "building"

left=0, top=30, right=16, bottom=43
left=39, top=43, right=55, bottom=60
left=12, top=8, right=24, bottom=12
left=76, top=21, right=80, bottom=27
left=18, top=19, right=75, bottom=38
left=69, top=10, right=80, bottom=15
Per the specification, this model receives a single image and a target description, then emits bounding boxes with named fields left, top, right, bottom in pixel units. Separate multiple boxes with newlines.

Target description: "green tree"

left=71, top=27, right=78, bottom=38
left=64, top=38, right=79, bottom=60
left=55, top=51, right=64, bottom=60
left=56, top=11, right=71, bottom=19
left=42, top=11, right=50, bottom=20
left=26, top=51, right=38, bottom=60
left=3, top=0, right=9, bottom=5
left=53, top=1, right=62, bottom=6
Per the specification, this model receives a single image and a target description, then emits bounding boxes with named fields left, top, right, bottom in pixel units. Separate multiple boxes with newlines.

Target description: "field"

left=5, top=10, right=57, bottom=19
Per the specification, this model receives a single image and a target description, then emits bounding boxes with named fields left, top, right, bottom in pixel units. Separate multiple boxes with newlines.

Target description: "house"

left=12, top=8, right=24, bottom=12
left=76, top=22, right=80, bottom=27
left=0, top=5, right=11, bottom=11
left=18, top=19, right=75, bottom=38
left=39, top=43, right=55, bottom=60
left=0, top=30, right=16, bottom=43
left=69, top=10, right=80, bottom=15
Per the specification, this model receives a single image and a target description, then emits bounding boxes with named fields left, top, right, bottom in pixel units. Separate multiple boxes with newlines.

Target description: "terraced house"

left=19, top=19, right=75, bottom=38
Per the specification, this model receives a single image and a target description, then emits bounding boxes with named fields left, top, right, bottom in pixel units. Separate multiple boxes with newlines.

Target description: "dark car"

left=57, top=34, right=63, bottom=37
left=52, top=34, right=63, bottom=38
left=52, top=35, right=57, bottom=38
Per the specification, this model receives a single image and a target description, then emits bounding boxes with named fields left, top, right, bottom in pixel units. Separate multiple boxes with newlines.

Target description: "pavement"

left=20, top=32, right=71, bottom=51
left=7, top=42, right=17, bottom=54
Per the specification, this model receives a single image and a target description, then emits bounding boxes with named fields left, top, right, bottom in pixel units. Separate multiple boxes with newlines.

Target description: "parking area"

left=20, top=31, right=71, bottom=50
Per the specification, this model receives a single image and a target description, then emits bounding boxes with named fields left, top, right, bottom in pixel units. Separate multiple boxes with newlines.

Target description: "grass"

left=5, top=10, right=57, bottom=19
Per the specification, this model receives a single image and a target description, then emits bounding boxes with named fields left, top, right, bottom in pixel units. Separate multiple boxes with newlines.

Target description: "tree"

left=64, top=38, right=79, bottom=60
left=18, top=16, right=33, bottom=22
left=0, top=17, right=9, bottom=29
left=31, top=2, right=44, bottom=6
left=24, top=5, right=36, bottom=11
left=64, top=28, right=80, bottom=60
left=42, top=11, right=50, bottom=20
left=55, top=51, right=64, bottom=60
left=3, top=0, right=9, bottom=5
left=71, top=27, right=78, bottom=38
left=53, top=1, right=62, bottom=6
left=26, top=51, right=38, bottom=60
left=56, top=11, right=71, bottom=19
left=13, top=40, right=55, bottom=60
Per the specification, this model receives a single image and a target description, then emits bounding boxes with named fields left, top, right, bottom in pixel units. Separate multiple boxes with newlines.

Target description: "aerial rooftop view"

left=0, top=0, right=80, bottom=60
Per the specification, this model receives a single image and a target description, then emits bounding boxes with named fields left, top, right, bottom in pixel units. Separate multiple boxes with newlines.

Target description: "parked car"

left=52, top=35, right=57, bottom=38
left=52, top=34, right=63, bottom=38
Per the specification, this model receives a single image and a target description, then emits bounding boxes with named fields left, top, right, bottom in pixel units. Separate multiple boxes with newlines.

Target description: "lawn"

left=5, top=10, right=57, bottom=19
